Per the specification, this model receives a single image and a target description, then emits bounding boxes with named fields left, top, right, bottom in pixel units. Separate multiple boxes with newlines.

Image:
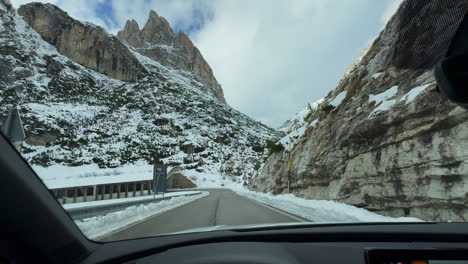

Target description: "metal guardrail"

left=66, top=191, right=202, bottom=220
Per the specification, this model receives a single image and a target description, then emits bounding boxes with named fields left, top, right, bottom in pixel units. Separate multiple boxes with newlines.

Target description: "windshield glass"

left=1, top=0, right=467, bottom=241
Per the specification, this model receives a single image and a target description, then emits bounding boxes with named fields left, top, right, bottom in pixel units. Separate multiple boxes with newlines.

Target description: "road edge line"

left=242, top=195, right=310, bottom=222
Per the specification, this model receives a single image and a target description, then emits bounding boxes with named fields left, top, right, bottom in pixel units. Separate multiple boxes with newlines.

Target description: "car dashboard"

left=124, top=241, right=468, bottom=264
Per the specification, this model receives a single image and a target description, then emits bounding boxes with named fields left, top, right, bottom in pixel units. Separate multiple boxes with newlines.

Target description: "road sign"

left=153, top=164, right=167, bottom=194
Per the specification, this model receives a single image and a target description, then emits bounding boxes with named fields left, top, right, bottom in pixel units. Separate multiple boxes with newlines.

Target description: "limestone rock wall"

left=251, top=0, right=468, bottom=222
left=18, top=3, right=148, bottom=82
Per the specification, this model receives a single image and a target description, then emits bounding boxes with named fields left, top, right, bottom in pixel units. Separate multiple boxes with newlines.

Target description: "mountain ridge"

left=0, top=1, right=276, bottom=176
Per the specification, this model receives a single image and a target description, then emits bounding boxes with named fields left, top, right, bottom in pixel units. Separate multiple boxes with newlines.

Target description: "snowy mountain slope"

left=0, top=2, right=279, bottom=176
left=277, top=98, right=324, bottom=133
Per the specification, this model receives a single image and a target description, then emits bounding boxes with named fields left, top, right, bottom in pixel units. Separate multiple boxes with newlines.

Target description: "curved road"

left=102, top=189, right=305, bottom=241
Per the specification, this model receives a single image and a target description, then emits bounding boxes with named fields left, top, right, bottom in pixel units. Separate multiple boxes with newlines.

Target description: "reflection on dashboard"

left=367, top=250, right=468, bottom=264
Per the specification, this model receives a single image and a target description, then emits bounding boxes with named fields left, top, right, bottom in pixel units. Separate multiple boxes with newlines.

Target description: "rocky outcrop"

left=117, top=11, right=226, bottom=103
left=0, top=0, right=12, bottom=12
left=118, top=19, right=145, bottom=48
left=167, top=173, right=197, bottom=189
left=251, top=0, right=468, bottom=222
left=17, top=3, right=147, bottom=82
left=173, top=31, right=225, bottom=103
left=141, top=10, right=174, bottom=46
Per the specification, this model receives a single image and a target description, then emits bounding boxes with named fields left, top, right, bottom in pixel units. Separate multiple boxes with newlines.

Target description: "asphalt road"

left=101, top=189, right=305, bottom=241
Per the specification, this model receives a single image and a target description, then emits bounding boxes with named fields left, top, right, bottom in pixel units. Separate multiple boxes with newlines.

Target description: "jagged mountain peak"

left=141, top=9, right=174, bottom=45
left=118, top=19, right=145, bottom=48
left=117, top=9, right=226, bottom=103
left=149, top=9, right=158, bottom=18
left=124, top=18, right=140, bottom=31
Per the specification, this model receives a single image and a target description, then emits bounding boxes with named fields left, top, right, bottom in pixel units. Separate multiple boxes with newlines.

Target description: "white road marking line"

left=242, top=195, right=309, bottom=222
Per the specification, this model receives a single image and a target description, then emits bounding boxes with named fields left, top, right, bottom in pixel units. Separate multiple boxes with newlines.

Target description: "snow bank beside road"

left=32, top=163, right=157, bottom=189
left=183, top=170, right=423, bottom=223
left=238, top=191, right=422, bottom=223
left=76, top=191, right=209, bottom=239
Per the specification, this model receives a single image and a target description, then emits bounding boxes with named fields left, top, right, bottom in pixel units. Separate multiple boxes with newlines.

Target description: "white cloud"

left=10, top=0, right=58, bottom=6
left=192, top=1, right=396, bottom=126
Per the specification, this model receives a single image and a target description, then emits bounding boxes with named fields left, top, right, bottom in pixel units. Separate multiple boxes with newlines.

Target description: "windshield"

left=1, top=0, right=467, bottom=241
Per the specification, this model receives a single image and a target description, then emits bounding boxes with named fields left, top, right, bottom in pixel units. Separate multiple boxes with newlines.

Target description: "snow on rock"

left=279, top=125, right=306, bottom=148
left=76, top=191, right=209, bottom=239
left=369, top=99, right=397, bottom=116
left=368, top=85, right=399, bottom=116
left=369, top=85, right=399, bottom=103
left=330, top=90, right=347, bottom=107
left=372, top=72, right=384, bottom=79
left=368, top=83, right=434, bottom=117
left=401, top=82, right=434, bottom=104
left=278, top=98, right=324, bottom=133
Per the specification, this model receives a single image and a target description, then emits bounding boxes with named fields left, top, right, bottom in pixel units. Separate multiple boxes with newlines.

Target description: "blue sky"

left=11, top=0, right=402, bottom=127
left=93, top=0, right=116, bottom=29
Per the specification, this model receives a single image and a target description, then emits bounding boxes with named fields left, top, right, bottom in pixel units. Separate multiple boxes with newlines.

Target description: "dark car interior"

left=1, top=6, right=468, bottom=264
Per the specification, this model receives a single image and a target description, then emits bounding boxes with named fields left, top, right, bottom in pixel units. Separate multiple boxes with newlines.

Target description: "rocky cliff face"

left=251, top=0, right=468, bottom=222
left=17, top=3, right=148, bottom=82
left=117, top=11, right=226, bottom=103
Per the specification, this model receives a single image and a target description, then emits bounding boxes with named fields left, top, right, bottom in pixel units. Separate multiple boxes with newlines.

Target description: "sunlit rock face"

left=17, top=3, right=148, bottom=82
left=251, top=0, right=468, bottom=222
left=117, top=11, right=226, bottom=104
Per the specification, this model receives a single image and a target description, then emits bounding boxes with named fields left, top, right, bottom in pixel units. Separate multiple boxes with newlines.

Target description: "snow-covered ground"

left=32, top=163, right=156, bottom=189
left=76, top=191, right=209, bottom=239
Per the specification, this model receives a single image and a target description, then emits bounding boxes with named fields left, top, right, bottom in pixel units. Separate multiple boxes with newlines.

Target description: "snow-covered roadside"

left=76, top=191, right=209, bottom=239
left=236, top=190, right=422, bottom=223
left=63, top=191, right=201, bottom=210
left=32, top=163, right=158, bottom=189
left=183, top=170, right=423, bottom=223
